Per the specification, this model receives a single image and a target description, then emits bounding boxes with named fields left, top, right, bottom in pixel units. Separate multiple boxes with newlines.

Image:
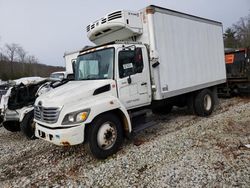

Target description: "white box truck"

left=34, top=5, right=226, bottom=158
left=50, top=50, right=79, bottom=80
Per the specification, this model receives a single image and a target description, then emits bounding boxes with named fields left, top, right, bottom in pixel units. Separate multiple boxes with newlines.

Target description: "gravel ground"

left=0, top=97, right=250, bottom=187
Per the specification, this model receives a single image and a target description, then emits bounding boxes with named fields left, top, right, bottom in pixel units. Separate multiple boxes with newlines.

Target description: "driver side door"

left=116, top=46, right=151, bottom=109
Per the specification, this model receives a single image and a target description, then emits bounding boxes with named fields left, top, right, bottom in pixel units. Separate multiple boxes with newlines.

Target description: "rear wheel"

left=20, top=110, right=36, bottom=139
left=3, top=121, right=20, bottom=132
left=88, top=113, right=123, bottom=159
left=194, top=89, right=214, bottom=117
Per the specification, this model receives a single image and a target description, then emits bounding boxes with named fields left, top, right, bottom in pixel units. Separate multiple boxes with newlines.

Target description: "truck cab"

left=34, top=43, right=152, bottom=158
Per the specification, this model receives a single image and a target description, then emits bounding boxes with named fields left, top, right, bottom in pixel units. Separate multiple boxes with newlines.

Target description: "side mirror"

left=66, top=74, right=75, bottom=80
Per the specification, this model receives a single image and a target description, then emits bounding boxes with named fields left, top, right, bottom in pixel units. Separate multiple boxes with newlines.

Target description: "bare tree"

left=233, top=14, right=250, bottom=48
left=16, top=46, right=27, bottom=63
left=5, top=43, right=20, bottom=62
left=26, top=55, right=39, bottom=64
left=0, top=51, right=8, bottom=61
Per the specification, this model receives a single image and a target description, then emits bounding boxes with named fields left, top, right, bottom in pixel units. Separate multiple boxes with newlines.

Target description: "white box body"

left=137, top=6, right=226, bottom=100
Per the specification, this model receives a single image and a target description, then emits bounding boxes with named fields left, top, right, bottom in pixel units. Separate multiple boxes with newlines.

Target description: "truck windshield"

left=75, top=48, right=114, bottom=80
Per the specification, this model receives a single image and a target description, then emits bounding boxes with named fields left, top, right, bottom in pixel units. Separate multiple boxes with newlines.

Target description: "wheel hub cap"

left=204, top=94, right=212, bottom=111
left=97, top=122, right=117, bottom=150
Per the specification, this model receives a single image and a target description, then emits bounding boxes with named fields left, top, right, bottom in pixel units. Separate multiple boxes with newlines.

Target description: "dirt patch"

left=224, top=120, right=250, bottom=136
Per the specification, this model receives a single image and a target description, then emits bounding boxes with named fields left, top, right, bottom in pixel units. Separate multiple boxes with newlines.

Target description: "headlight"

left=62, top=109, right=90, bottom=125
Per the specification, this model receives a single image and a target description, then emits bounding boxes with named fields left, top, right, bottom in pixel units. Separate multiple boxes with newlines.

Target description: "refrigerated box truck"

left=34, top=5, right=226, bottom=158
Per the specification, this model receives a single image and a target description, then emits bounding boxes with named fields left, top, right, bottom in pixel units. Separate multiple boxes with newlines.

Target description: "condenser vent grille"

left=86, top=25, right=90, bottom=32
left=101, top=18, right=107, bottom=24
left=86, top=10, right=123, bottom=33
left=108, top=11, right=122, bottom=21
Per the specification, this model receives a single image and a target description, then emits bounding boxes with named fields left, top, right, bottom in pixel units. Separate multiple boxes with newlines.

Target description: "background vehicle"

left=0, top=82, right=9, bottom=125
left=0, top=77, right=49, bottom=138
left=0, top=76, right=74, bottom=138
left=35, top=5, right=226, bottom=158
left=218, top=48, right=250, bottom=97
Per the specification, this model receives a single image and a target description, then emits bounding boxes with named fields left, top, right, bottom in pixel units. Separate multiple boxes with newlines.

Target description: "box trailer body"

left=34, top=5, right=226, bottom=158
left=64, top=50, right=79, bottom=74
left=88, top=6, right=226, bottom=101
left=49, top=51, right=79, bottom=81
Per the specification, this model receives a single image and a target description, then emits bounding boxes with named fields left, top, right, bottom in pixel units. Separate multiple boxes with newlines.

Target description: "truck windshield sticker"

left=123, top=63, right=133, bottom=69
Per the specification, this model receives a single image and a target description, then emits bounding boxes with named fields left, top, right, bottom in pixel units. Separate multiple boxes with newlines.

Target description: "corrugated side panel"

left=152, top=12, right=226, bottom=98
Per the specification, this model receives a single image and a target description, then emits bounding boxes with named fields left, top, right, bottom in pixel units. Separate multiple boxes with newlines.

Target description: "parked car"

left=0, top=77, right=52, bottom=138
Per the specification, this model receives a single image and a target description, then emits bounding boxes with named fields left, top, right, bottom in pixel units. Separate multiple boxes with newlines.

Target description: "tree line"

left=0, top=43, right=64, bottom=80
left=224, top=13, right=250, bottom=49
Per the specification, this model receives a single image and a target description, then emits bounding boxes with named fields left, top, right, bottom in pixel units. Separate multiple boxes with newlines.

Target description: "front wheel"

left=20, top=110, right=36, bottom=139
left=88, top=113, right=123, bottom=159
left=3, top=121, right=20, bottom=132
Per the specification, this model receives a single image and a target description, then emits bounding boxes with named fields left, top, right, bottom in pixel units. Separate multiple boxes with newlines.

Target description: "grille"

left=86, top=25, right=90, bottom=32
left=101, top=18, right=107, bottom=24
left=108, top=11, right=122, bottom=21
left=34, top=106, right=60, bottom=124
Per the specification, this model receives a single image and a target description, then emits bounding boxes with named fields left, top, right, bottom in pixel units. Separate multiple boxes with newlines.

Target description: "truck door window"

left=118, top=48, right=144, bottom=78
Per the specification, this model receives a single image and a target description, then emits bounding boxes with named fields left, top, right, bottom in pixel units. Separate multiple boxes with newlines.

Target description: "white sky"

left=0, top=0, right=249, bottom=66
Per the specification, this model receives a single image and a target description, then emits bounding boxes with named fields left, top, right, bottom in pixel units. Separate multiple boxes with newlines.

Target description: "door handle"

left=141, top=82, right=147, bottom=86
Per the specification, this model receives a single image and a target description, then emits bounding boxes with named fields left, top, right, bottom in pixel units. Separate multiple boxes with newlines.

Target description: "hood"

left=12, top=77, right=46, bottom=86
left=35, top=79, right=115, bottom=107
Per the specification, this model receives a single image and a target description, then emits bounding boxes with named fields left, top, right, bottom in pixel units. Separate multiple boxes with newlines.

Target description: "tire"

left=187, top=94, right=195, bottom=114
left=20, top=110, right=36, bottom=139
left=0, top=115, right=3, bottom=126
left=3, top=121, right=20, bottom=132
left=88, top=113, right=123, bottom=159
left=152, top=104, right=173, bottom=114
left=194, top=89, right=214, bottom=117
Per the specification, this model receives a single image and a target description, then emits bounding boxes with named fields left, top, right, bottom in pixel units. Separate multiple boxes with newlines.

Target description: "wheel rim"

left=204, top=94, right=212, bottom=111
left=97, top=122, right=117, bottom=150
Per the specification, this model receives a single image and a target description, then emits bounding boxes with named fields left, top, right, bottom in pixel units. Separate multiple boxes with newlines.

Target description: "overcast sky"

left=0, top=0, right=249, bottom=67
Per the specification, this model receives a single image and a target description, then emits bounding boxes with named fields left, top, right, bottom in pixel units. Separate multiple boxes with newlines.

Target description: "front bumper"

left=5, top=109, right=20, bottom=121
left=35, top=123, right=85, bottom=146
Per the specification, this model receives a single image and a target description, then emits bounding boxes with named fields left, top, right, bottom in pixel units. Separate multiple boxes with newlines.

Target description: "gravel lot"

left=0, top=97, right=250, bottom=187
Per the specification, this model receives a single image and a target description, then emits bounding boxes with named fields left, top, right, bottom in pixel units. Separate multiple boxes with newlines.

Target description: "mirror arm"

left=127, top=75, right=132, bottom=84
